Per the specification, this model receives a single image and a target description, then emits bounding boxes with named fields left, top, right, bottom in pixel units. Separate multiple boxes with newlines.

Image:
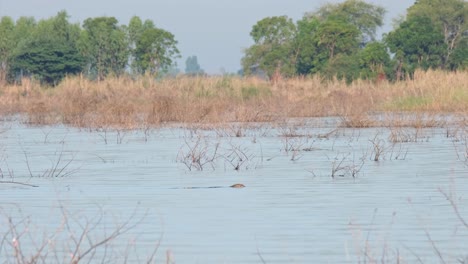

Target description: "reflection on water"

left=0, top=119, right=467, bottom=263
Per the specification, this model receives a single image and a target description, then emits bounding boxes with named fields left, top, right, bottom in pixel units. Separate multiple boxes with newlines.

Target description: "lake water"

left=0, top=117, right=467, bottom=263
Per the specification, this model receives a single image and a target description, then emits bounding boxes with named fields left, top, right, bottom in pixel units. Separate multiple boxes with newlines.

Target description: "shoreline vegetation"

left=0, top=0, right=465, bottom=132
left=0, top=70, right=466, bottom=129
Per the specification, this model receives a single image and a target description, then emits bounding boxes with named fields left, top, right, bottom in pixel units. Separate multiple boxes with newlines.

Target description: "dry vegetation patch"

left=0, top=70, right=466, bottom=129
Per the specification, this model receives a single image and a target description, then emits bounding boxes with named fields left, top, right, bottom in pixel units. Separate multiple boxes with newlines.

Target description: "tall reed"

left=0, top=70, right=466, bottom=128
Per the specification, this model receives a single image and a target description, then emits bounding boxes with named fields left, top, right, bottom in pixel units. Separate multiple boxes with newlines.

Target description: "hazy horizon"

left=0, top=0, right=414, bottom=74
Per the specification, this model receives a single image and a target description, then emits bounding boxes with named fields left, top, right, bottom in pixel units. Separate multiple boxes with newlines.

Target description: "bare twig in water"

left=328, top=152, right=364, bottom=178
left=177, top=135, right=219, bottom=171
left=369, top=133, right=387, bottom=161
left=222, top=141, right=255, bottom=171
left=330, top=153, right=348, bottom=178
left=422, top=227, right=446, bottom=264
left=439, top=188, right=468, bottom=229
left=401, top=243, right=424, bottom=264
left=0, top=204, right=161, bottom=263
left=41, top=145, right=79, bottom=178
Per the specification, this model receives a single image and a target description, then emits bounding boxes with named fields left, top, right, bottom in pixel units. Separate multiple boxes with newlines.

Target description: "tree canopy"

left=307, top=0, right=386, bottom=44
left=0, top=16, right=15, bottom=83
left=242, top=0, right=464, bottom=82
left=242, top=1, right=388, bottom=82
left=0, top=1, right=464, bottom=86
left=0, top=12, right=180, bottom=85
left=242, top=16, right=297, bottom=79
left=6, top=12, right=84, bottom=85
left=10, top=38, right=84, bottom=85
left=385, top=16, right=446, bottom=78
left=131, top=19, right=180, bottom=75
left=406, top=0, right=467, bottom=69
left=79, top=17, right=129, bottom=80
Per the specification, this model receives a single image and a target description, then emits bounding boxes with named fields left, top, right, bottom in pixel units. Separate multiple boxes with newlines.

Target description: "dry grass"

left=0, top=70, right=466, bottom=129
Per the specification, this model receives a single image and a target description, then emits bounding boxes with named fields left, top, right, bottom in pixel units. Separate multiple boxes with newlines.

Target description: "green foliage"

left=79, top=17, right=129, bottom=80
left=243, top=1, right=383, bottom=82
left=127, top=16, right=143, bottom=48
left=304, top=40, right=390, bottom=83
left=10, top=38, right=84, bottom=85
left=294, top=18, right=327, bottom=75
left=1, top=16, right=38, bottom=83
left=0, top=16, right=15, bottom=82
left=294, top=16, right=361, bottom=76
left=12, top=17, right=37, bottom=47
left=358, top=42, right=391, bottom=79
left=449, top=38, right=468, bottom=70
left=7, top=12, right=84, bottom=85
left=308, top=0, right=386, bottom=43
left=34, top=11, right=81, bottom=46
left=242, top=16, right=297, bottom=79
left=185, top=55, right=204, bottom=75
left=316, top=17, right=360, bottom=60
left=131, top=18, right=180, bottom=76
left=385, top=16, right=446, bottom=78
left=0, top=12, right=180, bottom=86
left=250, top=16, right=296, bottom=45
left=322, top=54, right=361, bottom=83
left=407, top=0, right=467, bottom=67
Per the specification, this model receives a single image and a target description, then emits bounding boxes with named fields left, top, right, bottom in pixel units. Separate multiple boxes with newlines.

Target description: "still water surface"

left=0, top=119, right=467, bottom=263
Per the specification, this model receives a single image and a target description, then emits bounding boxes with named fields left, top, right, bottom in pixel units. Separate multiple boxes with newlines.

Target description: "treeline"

left=0, top=0, right=465, bottom=86
left=0, top=11, right=180, bottom=85
left=242, top=0, right=467, bottom=82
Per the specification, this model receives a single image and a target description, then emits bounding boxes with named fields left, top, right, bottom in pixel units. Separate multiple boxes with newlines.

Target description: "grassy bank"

left=0, top=70, right=466, bottom=128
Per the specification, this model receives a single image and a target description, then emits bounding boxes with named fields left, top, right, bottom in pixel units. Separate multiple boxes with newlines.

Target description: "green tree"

left=34, top=11, right=81, bottom=46
left=79, top=17, right=128, bottom=80
left=294, top=17, right=326, bottom=75
left=358, top=42, right=391, bottom=79
left=449, top=37, right=468, bottom=70
left=10, top=38, right=84, bottom=85
left=132, top=20, right=180, bottom=76
left=250, top=16, right=296, bottom=45
left=295, top=3, right=363, bottom=76
left=185, top=55, right=204, bottom=75
left=125, top=16, right=144, bottom=74
left=242, top=16, right=297, bottom=79
left=12, top=17, right=36, bottom=46
left=385, top=16, right=446, bottom=79
left=407, top=0, right=467, bottom=67
left=127, top=16, right=144, bottom=48
left=1, top=16, right=37, bottom=82
left=316, top=17, right=360, bottom=60
left=322, top=53, right=361, bottom=83
left=307, top=0, right=386, bottom=44
left=7, top=12, right=84, bottom=85
left=0, top=17, right=15, bottom=83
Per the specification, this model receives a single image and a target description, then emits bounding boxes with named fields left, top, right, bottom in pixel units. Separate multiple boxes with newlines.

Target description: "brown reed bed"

left=0, top=70, right=466, bottom=129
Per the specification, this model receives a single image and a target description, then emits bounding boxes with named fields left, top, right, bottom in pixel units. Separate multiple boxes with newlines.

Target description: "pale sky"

left=0, top=0, right=413, bottom=74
